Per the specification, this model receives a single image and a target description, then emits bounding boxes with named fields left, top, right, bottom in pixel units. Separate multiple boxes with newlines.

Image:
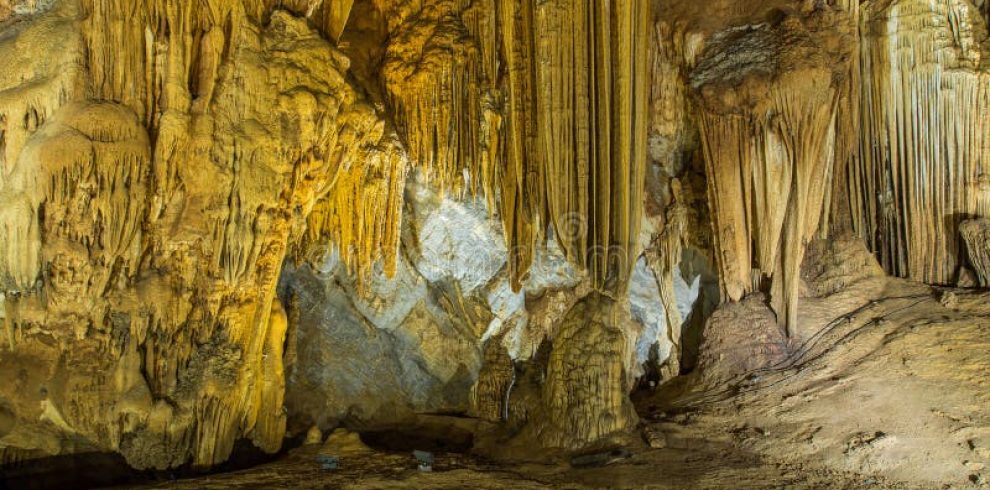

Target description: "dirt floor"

left=665, top=279, right=990, bottom=488
left=111, top=441, right=890, bottom=489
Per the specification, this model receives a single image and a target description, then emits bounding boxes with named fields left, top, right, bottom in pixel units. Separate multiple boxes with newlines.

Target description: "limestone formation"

left=645, top=180, right=690, bottom=379
left=282, top=172, right=674, bottom=446
left=378, top=0, right=651, bottom=293
left=646, top=0, right=990, bottom=335
left=4, top=0, right=990, bottom=483
left=694, top=293, right=790, bottom=388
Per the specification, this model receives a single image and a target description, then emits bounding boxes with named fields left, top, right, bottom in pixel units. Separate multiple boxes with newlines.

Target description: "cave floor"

left=117, top=278, right=990, bottom=489
left=115, top=438, right=882, bottom=490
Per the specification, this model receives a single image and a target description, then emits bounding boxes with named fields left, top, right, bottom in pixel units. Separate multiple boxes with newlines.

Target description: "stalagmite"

left=646, top=180, right=688, bottom=379
left=960, top=219, right=990, bottom=287
left=469, top=332, right=515, bottom=422
left=536, top=293, right=637, bottom=449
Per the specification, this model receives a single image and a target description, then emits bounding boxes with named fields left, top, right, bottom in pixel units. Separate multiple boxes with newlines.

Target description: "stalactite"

left=377, top=0, right=649, bottom=294
left=469, top=332, right=514, bottom=422
left=342, top=0, right=650, bottom=453
left=304, top=134, right=407, bottom=281
left=277, top=0, right=355, bottom=41
left=691, top=7, right=853, bottom=333
left=0, top=1, right=84, bottom=292
left=379, top=0, right=500, bottom=199
left=827, top=0, right=863, bottom=239
left=856, top=0, right=990, bottom=285
left=497, top=0, right=650, bottom=293
left=34, top=102, right=151, bottom=310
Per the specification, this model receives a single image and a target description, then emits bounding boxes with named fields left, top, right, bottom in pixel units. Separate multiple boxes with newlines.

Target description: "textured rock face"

left=281, top=176, right=498, bottom=429
left=282, top=253, right=486, bottom=428
left=0, top=0, right=403, bottom=469
left=0, top=0, right=54, bottom=20
left=3, top=0, right=990, bottom=475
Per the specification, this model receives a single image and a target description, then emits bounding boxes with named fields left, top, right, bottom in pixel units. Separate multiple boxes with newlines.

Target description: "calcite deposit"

left=3, top=0, right=990, bottom=488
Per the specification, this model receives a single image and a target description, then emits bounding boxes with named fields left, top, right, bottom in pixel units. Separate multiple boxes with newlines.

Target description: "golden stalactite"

left=277, top=0, right=356, bottom=41
left=80, top=0, right=356, bottom=126
left=498, top=0, right=651, bottom=293
left=0, top=1, right=85, bottom=292
left=379, top=0, right=491, bottom=196
left=377, top=0, right=650, bottom=294
left=304, top=135, right=407, bottom=282
left=826, top=0, right=863, bottom=240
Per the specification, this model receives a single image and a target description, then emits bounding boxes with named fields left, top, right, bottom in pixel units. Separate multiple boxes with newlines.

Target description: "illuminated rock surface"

left=2, top=0, right=990, bottom=488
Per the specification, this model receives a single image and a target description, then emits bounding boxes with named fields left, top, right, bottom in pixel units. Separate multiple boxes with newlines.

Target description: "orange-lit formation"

left=2, top=1, right=990, bottom=487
